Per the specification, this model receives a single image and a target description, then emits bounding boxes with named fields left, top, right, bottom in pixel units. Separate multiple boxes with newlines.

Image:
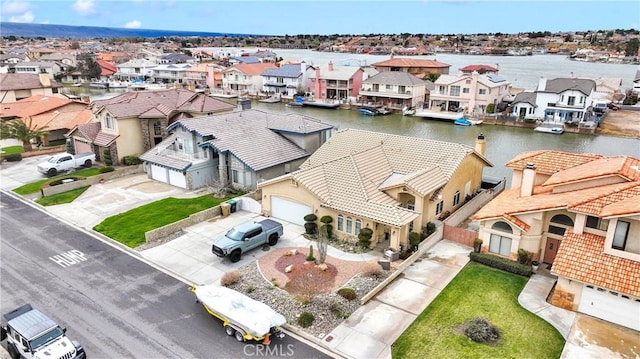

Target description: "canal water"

left=249, top=100, right=640, bottom=183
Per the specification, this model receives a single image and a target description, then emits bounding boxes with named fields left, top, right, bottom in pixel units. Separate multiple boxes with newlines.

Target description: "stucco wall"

left=115, top=117, right=145, bottom=158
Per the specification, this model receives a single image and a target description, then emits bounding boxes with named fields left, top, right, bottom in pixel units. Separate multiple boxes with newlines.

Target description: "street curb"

left=281, top=324, right=347, bottom=359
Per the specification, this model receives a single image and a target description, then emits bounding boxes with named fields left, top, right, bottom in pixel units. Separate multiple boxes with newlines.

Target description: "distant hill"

left=0, top=22, right=256, bottom=38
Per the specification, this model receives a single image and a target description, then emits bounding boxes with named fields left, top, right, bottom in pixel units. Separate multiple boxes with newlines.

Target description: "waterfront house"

left=114, top=59, right=157, bottom=82
left=459, top=64, right=499, bottom=75
left=160, top=53, right=196, bottom=64
left=66, top=89, right=235, bottom=165
left=223, top=63, right=278, bottom=95
left=260, top=62, right=313, bottom=97
left=184, top=63, right=209, bottom=90
left=0, top=73, right=62, bottom=103
left=258, top=130, right=492, bottom=248
left=13, top=61, right=60, bottom=79
left=139, top=109, right=333, bottom=190
left=471, top=150, right=640, bottom=331
left=429, top=71, right=512, bottom=115
left=307, top=62, right=364, bottom=101
left=371, top=56, right=450, bottom=78
left=359, top=71, right=428, bottom=109
left=150, top=63, right=192, bottom=85
left=511, top=77, right=597, bottom=124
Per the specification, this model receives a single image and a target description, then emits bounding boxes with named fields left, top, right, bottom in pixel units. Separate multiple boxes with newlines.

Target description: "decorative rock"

left=285, top=264, right=294, bottom=273
left=284, top=250, right=292, bottom=256
left=291, top=249, right=298, bottom=255
left=317, top=263, right=329, bottom=271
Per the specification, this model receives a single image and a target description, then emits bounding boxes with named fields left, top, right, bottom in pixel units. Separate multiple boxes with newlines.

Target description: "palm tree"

left=0, top=117, right=48, bottom=151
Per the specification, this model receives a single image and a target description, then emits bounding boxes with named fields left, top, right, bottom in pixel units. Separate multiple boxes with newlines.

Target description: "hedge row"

left=469, top=252, right=532, bottom=277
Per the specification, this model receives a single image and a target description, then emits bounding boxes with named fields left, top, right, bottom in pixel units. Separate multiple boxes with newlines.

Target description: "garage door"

left=74, top=139, right=91, bottom=154
left=578, top=285, right=640, bottom=331
left=150, top=164, right=166, bottom=182
left=168, top=169, right=186, bottom=188
left=270, top=197, right=311, bottom=226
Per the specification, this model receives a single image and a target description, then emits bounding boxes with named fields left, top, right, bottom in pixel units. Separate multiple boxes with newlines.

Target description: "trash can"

left=227, top=199, right=237, bottom=213
left=220, top=202, right=231, bottom=217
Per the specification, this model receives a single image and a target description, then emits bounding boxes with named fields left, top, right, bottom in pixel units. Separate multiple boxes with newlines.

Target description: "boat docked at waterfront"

left=108, top=81, right=128, bottom=89
left=454, top=118, right=483, bottom=126
left=413, top=110, right=464, bottom=121
left=402, top=106, right=415, bottom=116
left=359, top=106, right=391, bottom=116
left=89, top=80, right=108, bottom=89
left=534, top=123, right=564, bottom=134
left=259, top=95, right=281, bottom=103
left=301, top=100, right=340, bottom=109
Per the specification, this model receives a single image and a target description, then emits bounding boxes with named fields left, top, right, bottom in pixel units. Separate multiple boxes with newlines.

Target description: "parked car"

left=211, top=219, right=283, bottom=263
left=1, top=304, right=86, bottom=359
left=607, top=102, right=621, bottom=110
left=36, top=152, right=95, bottom=177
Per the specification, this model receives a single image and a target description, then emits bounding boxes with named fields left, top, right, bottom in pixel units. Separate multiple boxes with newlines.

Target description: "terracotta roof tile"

left=371, top=58, right=451, bottom=69
left=1, top=95, right=72, bottom=119
left=552, top=231, right=640, bottom=297
left=545, top=156, right=640, bottom=185
left=505, top=150, right=603, bottom=175
left=227, top=63, right=277, bottom=75
left=569, top=183, right=640, bottom=217
left=502, top=214, right=530, bottom=232
left=69, top=122, right=101, bottom=141
left=94, top=131, right=118, bottom=147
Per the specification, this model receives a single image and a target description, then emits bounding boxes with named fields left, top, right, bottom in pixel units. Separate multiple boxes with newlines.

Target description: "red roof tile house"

left=67, top=89, right=235, bottom=165
left=371, top=57, right=451, bottom=79
left=472, top=150, right=640, bottom=330
left=308, top=62, right=364, bottom=101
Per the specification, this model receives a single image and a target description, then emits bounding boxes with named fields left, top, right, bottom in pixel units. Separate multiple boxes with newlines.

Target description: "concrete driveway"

left=0, top=153, right=52, bottom=190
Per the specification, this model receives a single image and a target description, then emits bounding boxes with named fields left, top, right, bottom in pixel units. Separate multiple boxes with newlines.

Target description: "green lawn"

left=93, top=195, right=234, bottom=248
left=12, top=168, right=103, bottom=195
left=392, top=262, right=565, bottom=359
left=35, top=186, right=90, bottom=206
left=0, top=145, right=24, bottom=155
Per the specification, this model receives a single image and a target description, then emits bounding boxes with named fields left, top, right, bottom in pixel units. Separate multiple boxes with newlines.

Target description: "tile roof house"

left=66, top=88, right=235, bottom=165
left=0, top=73, right=62, bottom=103
left=511, top=78, right=597, bottom=124
left=371, top=56, right=451, bottom=78
left=259, top=129, right=492, bottom=245
left=459, top=64, right=499, bottom=75
left=223, top=63, right=278, bottom=95
left=471, top=150, right=640, bottom=331
left=429, top=72, right=512, bottom=115
left=359, top=71, right=428, bottom=109
left=0, top=95, right=92, bottom=145
left=308, top=62, right=365, bottom=101
left=139, top=109, right=333, bottom=190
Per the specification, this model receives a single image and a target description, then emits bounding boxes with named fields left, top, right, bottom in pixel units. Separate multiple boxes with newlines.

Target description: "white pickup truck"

left=37, top=152, right=96, bottom=177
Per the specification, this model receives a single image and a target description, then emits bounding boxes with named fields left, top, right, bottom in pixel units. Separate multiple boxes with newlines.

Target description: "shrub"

left=122, top=155, right=142, bottom=165
left=409, top=231, right=421, bottom=248
left=469, top=252, right=532, bottom=277
left=3, top=153, right=22, bottom=162
left=220, top=270, right=241, bottom=286
left=320, top=215, right=333, bottom=224
left=357, top=227, right=373, bottom=249
left=320, top=215, right=334, bottom=239
left=65, top=139, right=75, bottom=155
left=102, top=148, right=112, bottom=166
left=361, top=261, right=384, bottom=278
left=423, top=222, right=436, bottom=238
left=297, top=312, right=315, bottom=328
left=303, top=214, right=318, bottom=222
left=463, top=317, right=501, bottom=343
left=517, top=249, right=534, bottom=265
left=330, top=301, right=349, bottom=319
left=337, top=287, right=356, bottom=301
left=473, top=239, right=483, bottom=253
left=99, top=166, right=115, bottom=173
left=306, top=245, right=315, bottom=262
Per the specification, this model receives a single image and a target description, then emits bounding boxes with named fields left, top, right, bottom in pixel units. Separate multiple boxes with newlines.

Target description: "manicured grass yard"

left=93, top=195, right=234, bottom=248
left=13, top=168, right=103, bottom=195
left=392, top=262, right=565, bottom=359
left=35, top=186, right=90, bottom=206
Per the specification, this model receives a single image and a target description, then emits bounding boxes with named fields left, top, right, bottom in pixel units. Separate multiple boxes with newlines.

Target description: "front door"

left=543, top=238, right=560, bottom=264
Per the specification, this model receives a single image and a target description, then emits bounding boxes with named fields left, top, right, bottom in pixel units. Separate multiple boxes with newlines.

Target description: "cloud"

left=125, top=20, right=142, bottom=29
left=72, top=0, right=96, bottom=15
left=2, top=0, right=30, bottom=14
left=9, top=11, right=35, bottom=23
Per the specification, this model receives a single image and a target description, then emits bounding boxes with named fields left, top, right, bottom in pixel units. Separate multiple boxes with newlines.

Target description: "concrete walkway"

left=322, top=240, right=472, bottom=359
left=518, top=274, right=576, bottom=339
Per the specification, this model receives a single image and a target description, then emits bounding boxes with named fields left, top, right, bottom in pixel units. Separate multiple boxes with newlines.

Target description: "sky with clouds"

left=1, top=0, right=638, bottom=36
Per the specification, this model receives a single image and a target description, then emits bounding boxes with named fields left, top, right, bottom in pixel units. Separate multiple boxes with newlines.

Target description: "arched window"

left=337, top=215, right=344, bottom=231
left=491, top=221, right=513, bottom=233
left=489, top=221, right=512, bottom=256
left=407, top=199, right=415, bottom=211
left=346, top=217, right=353, bottom=233
left=548, top=214, right=574, bottom=236
left=355, top=219, right=362, bottom=234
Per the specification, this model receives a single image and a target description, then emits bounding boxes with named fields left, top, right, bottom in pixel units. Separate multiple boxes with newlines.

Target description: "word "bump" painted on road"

left=50, top=249, right=87, bottom=267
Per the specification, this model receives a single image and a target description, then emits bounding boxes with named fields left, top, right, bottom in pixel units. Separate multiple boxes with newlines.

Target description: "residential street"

left=0, top=191, right=331, bottom=359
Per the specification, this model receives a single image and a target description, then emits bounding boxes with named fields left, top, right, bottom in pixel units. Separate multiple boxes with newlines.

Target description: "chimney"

left=520, top=163, right=536, bottom=197
left=537, top=77, right=546, bottom=91
left=300, top=61, right=306, bottom=74
left=328, top=61, right=333, bottom=71
left=475, top=133, right=486, bottom=156
left=39, top=72, right=51, bottom=87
